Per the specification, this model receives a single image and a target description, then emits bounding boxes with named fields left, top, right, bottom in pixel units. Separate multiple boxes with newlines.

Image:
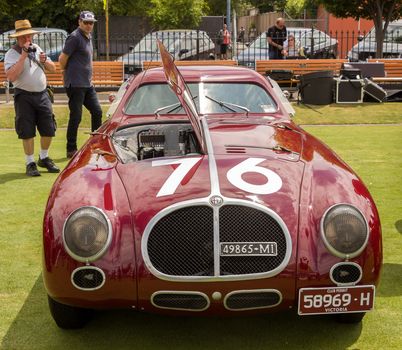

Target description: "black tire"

left=335, top=312, right=366, bottom=324
left=48, top=295, right=92, bottom=329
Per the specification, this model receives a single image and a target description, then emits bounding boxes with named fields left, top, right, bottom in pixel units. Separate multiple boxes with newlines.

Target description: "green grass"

left=293, top=102, right=402, bottom=125
left=0, top=105, right=401, bottom=349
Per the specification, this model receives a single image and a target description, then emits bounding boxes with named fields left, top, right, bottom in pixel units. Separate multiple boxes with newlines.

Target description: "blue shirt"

left=63, top=28, right=93, bottom=87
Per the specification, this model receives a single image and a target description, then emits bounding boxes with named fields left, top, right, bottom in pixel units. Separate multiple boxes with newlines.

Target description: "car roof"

left=137, top=65, right=267, bottom=84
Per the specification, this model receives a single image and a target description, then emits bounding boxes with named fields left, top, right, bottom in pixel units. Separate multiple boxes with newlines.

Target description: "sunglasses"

left=83, top=21, right=94, bottom=25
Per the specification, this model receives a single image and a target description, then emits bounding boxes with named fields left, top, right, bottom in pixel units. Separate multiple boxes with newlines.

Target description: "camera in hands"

left=23, top=44, right=37, bottom=53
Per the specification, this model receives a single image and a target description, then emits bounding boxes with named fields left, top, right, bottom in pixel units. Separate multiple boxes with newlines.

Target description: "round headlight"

left=63, top=207, right=112, bottom=262
left=321, top=204, right=368, bottom=258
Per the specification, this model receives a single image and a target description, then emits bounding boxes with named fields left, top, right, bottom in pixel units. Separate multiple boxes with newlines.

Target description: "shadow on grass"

left=377, top=263, right=402, bottom=297
left=0, top=172, right=29, bottom=184
left=2, top=278, right=368, bottom=350
left=395, top=220, right=402, bottom=234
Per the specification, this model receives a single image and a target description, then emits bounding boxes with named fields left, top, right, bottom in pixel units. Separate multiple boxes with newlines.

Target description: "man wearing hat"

left=59, top=11, right=103, bottom=159
left=4, top=19, right=60, bottom=176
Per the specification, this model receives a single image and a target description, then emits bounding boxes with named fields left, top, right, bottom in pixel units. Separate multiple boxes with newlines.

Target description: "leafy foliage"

left=317, top=0, right=402, bottom=57
left=249, top=0, right=287, bottom=13
left=285, top=0, right=317, bottom=18
left=146, top=0, right=209, bottom=29
left=317, top=0, right=402, bottom=22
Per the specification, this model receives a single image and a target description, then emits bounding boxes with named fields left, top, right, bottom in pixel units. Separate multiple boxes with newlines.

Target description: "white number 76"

left=152, top=157, right=282, bottom=197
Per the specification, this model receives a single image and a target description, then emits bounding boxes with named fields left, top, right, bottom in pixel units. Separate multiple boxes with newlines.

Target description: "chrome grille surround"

left=151, top=291, right=210, bottom=311
left=142, top=117, right=292, bottom=282
left=224, top=289, right=282, bottom=311
left=141, top=197, right=292, bottom=282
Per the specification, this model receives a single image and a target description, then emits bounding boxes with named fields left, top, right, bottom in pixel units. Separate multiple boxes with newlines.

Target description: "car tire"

left=48, top=295, right=92, bottom=329
left=335, top=312, right=366, bottom=324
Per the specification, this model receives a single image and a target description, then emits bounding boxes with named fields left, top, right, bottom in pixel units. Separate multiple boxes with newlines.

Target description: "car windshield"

left=125, top=82, right=277, bottom=115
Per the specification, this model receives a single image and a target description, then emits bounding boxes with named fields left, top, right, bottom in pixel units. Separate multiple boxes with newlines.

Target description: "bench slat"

left=143, top=60, right=238, bottom=70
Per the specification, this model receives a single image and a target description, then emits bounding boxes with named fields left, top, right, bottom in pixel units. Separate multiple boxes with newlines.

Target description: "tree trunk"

left=373, top=12, right=384, bottom=58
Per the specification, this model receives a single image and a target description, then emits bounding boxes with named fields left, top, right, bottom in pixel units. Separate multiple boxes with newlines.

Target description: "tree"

left=317, top=0, right=402, bottom=58
left=147, top=0, right=209, bottom=29
left=248, top=0, right=287, bottom=13
left=285, top=0, right=317, bottom=18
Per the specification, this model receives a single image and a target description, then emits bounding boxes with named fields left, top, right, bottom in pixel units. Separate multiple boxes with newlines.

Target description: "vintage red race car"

left=43, top=42, right=382, bottom=329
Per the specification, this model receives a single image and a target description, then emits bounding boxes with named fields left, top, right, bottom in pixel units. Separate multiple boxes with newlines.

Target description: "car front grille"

left=148, top=206, right=214, bottom=276
left=145, top=204, right=290, bottom=280
left=219, top=205, right=287, bottom=275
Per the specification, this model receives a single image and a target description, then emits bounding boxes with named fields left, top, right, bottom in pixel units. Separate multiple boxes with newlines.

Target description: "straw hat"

left=9, top=20, right=40, bottom=38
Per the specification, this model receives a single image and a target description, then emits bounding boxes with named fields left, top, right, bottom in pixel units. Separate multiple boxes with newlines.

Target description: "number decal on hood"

left=152, top=157, right=202, bottom=197
left=227, top=158, right=282, bottom=194
left=153, top=157, right=282, bottom=197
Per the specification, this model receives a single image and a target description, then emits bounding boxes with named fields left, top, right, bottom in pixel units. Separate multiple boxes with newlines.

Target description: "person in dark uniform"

left=59, top=11, right=103, bottom=158
left=266, top=18, right=287, bottom=59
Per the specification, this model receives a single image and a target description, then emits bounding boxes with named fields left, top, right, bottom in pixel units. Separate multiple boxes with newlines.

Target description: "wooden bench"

left=142, top=59, right=238, bottom=70
left=367, top=59, right=402, bottom=86
left=255, top=59, right=347, bottom=87
left=46, top=61, right=124, bottom=87
left=1, top=61, right=124, bottom=102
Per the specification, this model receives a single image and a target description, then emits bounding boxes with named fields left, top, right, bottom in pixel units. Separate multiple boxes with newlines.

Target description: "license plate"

left=220, top=242, right=277, bottom=256
left=298, top=285, right=375, bottom=315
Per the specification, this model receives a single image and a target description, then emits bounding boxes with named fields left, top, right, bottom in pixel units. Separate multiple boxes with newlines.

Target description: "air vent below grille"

left=225, top=290, right=282, bottom=310
left=152, top=292, right=210, bottom=311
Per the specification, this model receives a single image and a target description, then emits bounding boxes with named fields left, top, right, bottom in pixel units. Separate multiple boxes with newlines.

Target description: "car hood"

left=115, top=121, right=304, bottom=236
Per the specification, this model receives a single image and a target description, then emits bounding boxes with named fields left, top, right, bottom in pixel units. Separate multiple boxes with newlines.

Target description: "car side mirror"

left=357, top=35, right=364, bottom=42
left=179, top=49, right=189, bottom=57
left=129, top=46, right=134, bottom=53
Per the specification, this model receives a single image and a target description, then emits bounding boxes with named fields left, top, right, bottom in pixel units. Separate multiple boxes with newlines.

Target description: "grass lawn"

left=0, top=104, right=401, bottom=349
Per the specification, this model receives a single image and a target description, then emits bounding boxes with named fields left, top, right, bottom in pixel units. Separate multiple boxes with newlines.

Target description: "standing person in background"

left=220, top=23, right=231, bottom=60
left=266, top=17, right=287, bottom=59
left=4, top=19, right=59, bottom=176
left=238, top=26, right=245, bottom=43
left=59, top=10, right=103, bottom=159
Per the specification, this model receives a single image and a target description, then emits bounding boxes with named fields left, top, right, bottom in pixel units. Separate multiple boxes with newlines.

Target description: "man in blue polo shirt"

left=59, top=11, right=102, bottom=158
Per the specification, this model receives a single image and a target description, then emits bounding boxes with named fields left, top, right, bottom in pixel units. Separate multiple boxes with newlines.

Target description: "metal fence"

left=0, top=30, right=68, bottom=63
left=1, top=28, right=401, bottom=70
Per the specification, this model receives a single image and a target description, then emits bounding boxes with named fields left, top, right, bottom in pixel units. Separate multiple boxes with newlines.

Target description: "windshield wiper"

left=154, top=95, right=198, bottom=119
left=205, top=95, right=250, bottom=116
left=154, top=102, right=182, bottom=119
